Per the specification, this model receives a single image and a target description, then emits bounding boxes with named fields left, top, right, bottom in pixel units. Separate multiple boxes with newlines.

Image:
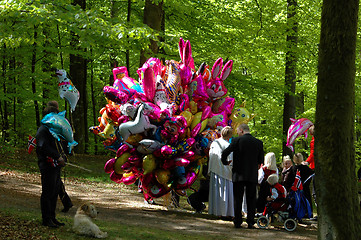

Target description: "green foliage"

left=1, top=0, right=361, bottom=162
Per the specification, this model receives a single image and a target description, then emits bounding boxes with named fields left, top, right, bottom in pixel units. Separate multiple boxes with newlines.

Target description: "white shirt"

left=208, top=138, right=233, bottom=181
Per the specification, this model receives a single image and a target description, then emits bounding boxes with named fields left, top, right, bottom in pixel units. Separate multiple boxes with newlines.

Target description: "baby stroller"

left=257, top=170, right=313, bottom=231
left=256, top=198, right=297, bottom=231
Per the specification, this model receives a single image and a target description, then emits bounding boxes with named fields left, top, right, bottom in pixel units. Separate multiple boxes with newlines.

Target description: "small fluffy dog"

left=73, top=203, right=108, bottom=238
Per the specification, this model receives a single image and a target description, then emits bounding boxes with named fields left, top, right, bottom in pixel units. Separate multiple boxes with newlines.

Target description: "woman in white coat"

left=208, top=126, right=234, bottom=219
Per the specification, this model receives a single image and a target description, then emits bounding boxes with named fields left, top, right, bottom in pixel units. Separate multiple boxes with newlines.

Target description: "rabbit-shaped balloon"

left=207, top=58, right=233, bottom=101
left=178, top=38, right=195, bottom=87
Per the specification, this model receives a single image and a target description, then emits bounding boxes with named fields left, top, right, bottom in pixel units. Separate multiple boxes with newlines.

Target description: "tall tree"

left=315, top=0, right=361, bottom=238
left=70, top=0, right=88, bottom=154
left=140, top=0, right=164, bottom=66
left=282, top=0, right=298, bottom=158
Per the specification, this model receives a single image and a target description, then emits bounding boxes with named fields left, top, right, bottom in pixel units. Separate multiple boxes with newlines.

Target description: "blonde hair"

left=267, top=174, right=279, bottom=186
left=221, top=126, right=233, bottom=139
left=282, top=155, right=291, bottom=166
left=293, top=152, right=304, bottom=165
left=264, top=152, right=277, bottom=171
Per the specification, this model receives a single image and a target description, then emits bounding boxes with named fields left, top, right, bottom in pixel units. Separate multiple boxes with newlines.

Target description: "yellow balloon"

left=189, top=101, right=198, bottom=114
left=180, top=110, right=194, bottom=127
left=126, top=133, right=143, bottom=146
left=142, top=154, right=157, bottom=175
left=122, top=171, right=133, bottom=178
left=114, top=152, right=131, bottom=174
left=190, top=112, right=202, bottom=130
left=155, top=169, right=171, bottom=185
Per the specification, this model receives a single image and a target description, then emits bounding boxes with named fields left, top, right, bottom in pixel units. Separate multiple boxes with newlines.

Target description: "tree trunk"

left=282, top=0, right=298, bottom=158
left=315, top=0, right=361, bottom=238
left=1, top=44, right=10, bottom=142
left=70, top=0, right=88, bottom=154
left=31, top=27, right=40, bottom=127
left=140, top=0, right=164, bottom=66
left=126, top=0, right=131, bottom=73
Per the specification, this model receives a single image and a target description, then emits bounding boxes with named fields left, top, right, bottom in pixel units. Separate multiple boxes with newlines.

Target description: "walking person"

left=36, top=101, right=68, bottom=227
left=208, top=126, right=234, bottom=220
left=221, top=123, right=264, bottom=229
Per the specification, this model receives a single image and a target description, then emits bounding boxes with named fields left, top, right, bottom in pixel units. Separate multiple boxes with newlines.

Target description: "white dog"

left=73, top=203, right=108, bottom=238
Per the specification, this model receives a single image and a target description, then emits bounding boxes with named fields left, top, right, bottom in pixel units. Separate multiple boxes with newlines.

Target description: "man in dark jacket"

left=221, top=123, right=264, bottom=229
left=36, top=102, right=67, bottom=228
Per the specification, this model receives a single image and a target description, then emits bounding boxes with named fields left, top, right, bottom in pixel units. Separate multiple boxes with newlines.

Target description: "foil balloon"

left=141, top=65, right=156, bottom=101
left=155, top=169, right=171, bottom=185
left=137, top=139, right=162, bottom=154
left=103, top=86, right=129, bottom=104
left=207, top=58, right=233, bottom=101
left=41, top=111, right=78, bottom=153
left=174, top=165, right=200, bottom=190
left=154, top=78, right=173, bottom=115
left=142, top=154, right=157, bottom=175
left=286, top=118, right=314, bottom=152
left=212, top=97, right=235, bottom=115
left=110, top=171, right=122, bottom=183
left=104, top=158, right=116, bottom=173
left=113, top=66, right=144, bottom=95
left=164, top=61, right=181, bottom=105
left=117, top=103, right=157, bottom=146
left=56, top=69, right=80, bottom=112
left=121, top=172, right=138, bottom=185
left=178, top=38, right=194, bottom=86
left=230, top=103, right=255, bottom=130
left=113, top=152, right=131, bottom=174
left=189, top=75, right=208, bottom=103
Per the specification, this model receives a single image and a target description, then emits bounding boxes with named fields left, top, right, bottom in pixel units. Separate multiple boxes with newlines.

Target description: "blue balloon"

left=41, top=111, right=78, bottom=153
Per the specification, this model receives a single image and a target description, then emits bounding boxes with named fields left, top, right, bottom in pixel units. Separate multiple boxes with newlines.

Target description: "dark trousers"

left=40, top=167, right=61, bottom=222
left=256, top=181, right=271, bottom=213
left=187, top=180, right=209, bottom=211
left=233, top=181, right=257, bottom=226
left=59, top=180, right=72, bottom=208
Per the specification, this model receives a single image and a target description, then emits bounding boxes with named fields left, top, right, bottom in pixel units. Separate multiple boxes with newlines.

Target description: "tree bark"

left=140, top=0, right=164, bottom=66
left=70, top=0, right=88, bottom=154
left=315, top=0, right=361, bottom=238
left=282, top=0, right=298, bottom=157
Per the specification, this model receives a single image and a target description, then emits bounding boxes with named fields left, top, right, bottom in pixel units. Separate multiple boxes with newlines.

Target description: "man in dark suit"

left=221, top=123, right=264, bottom=229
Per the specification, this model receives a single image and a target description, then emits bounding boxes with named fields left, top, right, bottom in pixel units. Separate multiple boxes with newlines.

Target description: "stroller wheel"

left=257, top=216, right=270, bottom=229
left=284, top=218, right=297, bottom=231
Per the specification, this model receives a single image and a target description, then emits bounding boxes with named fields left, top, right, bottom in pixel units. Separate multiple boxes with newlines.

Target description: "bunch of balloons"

left=90, top=38, right=254, bottom=200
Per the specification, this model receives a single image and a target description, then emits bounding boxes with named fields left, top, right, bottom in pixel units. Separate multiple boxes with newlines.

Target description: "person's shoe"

left=310, top=216, right=318, bottom=221
left=52, top=219, right=65, bottom=226
left=195, top=203, right=206, bottom=213
left=247, top=224, right=255, bottom=229
left=234, top=224, right=242, bottom=228
left=42, top=219, right=59, bottom=228
left=61, top=204, right=73, bottom=213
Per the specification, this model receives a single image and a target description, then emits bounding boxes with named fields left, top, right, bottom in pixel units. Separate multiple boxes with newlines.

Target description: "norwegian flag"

left=291, top=169, right=303, bottom=191
left=28, top=135, right=37, bottom=154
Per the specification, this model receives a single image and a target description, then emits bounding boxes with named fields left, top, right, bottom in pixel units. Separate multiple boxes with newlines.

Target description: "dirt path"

left=0, top=169, right=317, bottom=239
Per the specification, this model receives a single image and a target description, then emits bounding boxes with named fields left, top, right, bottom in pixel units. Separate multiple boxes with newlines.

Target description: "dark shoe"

left=247, top=224, right=255, bottom=229
left=52, top=219, right=65, bottom=226
left=42, top=219, right=59, bottom=228
left=234, top=224, right=242, bottom=228
left=195, top=203, right=206, bottom=213
left=61, top=204, right=73, bottom=213
left=310, top=216, right=318, bottom=221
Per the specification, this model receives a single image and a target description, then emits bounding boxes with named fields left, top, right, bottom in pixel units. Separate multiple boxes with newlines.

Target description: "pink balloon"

left=174, top=167, right=199, bottom=190
left=110, top=171, right=123, bottom=183
left=121, top=174, right=138, bottom=185
left=116, top=144, right=130, bottom=158
left=142, top=66, right=156, bottom=101
left=212, top=97, right=235, bottom=115
left=190, top=75, right=208, bottom=102
left=104, top=158, right=116, bottom=173
left=103, top=86, right=129, bottom=104
left=286, top=118, right=313, bottom=152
